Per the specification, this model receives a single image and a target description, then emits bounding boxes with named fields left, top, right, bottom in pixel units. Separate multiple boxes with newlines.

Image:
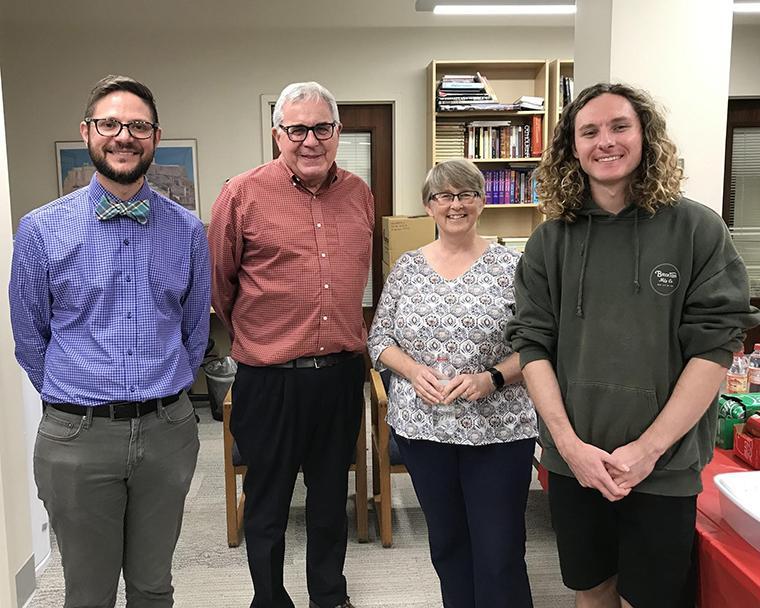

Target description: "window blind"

left=728, top=127, right=760, bottom=297
left=336, top=132, right=374, bottom=306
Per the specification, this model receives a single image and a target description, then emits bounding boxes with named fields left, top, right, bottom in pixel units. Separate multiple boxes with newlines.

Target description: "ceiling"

left=0, top=0, right=757, bottom=30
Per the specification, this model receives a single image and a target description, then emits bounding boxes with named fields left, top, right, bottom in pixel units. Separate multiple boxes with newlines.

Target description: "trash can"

left=203, top=356, right=237, bottom=421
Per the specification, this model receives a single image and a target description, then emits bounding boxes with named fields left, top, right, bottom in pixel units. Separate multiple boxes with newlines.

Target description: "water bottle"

left=748, top=344, right=760, bottom=393
left=726, top=350, right=749, bottom=394
left=432, top=355, right=457, bottom=435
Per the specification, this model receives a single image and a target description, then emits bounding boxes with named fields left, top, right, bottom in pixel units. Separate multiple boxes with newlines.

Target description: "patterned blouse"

left=368, top=243, right=537, bottom=445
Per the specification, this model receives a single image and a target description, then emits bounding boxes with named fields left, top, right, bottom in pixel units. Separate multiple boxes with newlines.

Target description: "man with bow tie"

left=9, top=75, right=210, bottom=607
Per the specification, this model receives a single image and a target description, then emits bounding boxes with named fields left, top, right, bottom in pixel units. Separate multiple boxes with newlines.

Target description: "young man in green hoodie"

left=507, top=83, right=759, bottom=608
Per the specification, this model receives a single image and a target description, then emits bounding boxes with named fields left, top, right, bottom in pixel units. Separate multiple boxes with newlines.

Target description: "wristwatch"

left=486, top=367, right=505, bottom=389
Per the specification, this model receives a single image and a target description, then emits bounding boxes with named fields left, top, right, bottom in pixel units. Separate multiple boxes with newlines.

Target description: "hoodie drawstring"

left=633, top=211, right=641, bottom=293
left=576, top=215, right=592, bottom=318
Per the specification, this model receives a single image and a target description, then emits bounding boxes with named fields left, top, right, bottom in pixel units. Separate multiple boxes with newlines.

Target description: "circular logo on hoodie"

left=650, top=263, right=680, bottom=296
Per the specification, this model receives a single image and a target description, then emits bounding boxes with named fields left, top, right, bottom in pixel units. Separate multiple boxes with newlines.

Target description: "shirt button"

left=123, top=238, right=130, bottom=245
left=323, top=316, right=328, bottom=321
left=127, top=349, right=133, bottom=356
left=319, top=347, right=325, bottom=351
left=129, top=385, right=136, bottom=392
left=324, top=284, right=329, bottom=289
left=321, top=252, right=326, bottom=258
left=127, top=312, right=133, bottom=319
left=316, top=223, right=322, bottom=228
left=125, top=275, right=132, bottom=282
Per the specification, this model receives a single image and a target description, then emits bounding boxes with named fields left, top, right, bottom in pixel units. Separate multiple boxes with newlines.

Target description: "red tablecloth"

left=696, top=448, right=760, bottom=607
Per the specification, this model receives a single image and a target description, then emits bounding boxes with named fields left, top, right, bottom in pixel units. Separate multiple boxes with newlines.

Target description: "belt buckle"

left=313, top=356, right=321, bottom=369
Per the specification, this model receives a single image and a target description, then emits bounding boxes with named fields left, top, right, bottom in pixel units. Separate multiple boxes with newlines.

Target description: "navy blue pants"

left=393, top=430, right=536, bottom=608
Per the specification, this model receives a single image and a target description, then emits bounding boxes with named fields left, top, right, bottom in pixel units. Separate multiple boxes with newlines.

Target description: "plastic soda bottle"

left=432, top=355, right=457, bottom=434
left=726, top=350, right=749, bottom=394
left=748, top=344, right=760, bottom=393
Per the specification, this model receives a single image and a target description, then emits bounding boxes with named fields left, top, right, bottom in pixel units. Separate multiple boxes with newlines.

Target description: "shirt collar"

left=274, top=156, right=339, bottom=194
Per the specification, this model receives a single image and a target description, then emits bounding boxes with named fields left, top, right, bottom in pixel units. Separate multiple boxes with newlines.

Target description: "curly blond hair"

left=534, top=83, right=683, bottom=222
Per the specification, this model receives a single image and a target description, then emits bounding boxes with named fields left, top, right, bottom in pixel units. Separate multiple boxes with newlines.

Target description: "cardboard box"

left=382, top=215, right=436, bottom=268
left=734, top=424, right=760, bottom=470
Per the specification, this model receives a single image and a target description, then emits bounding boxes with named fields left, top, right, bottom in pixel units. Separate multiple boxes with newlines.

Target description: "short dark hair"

left=84, top=75, right=159, bottom=124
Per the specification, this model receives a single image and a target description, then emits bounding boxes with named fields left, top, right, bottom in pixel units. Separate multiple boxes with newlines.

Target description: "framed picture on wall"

left=55, top=138, right=200, bottom=217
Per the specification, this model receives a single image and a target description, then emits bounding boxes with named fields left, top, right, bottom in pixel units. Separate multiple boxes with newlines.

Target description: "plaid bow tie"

left=95, top=195, right=150, bottom=225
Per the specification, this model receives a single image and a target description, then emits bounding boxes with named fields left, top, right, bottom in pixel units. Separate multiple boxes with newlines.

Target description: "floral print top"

left=368, top=243, right=537, bottom=445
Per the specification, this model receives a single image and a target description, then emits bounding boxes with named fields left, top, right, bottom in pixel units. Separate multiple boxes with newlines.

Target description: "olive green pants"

left=34, top=393, right=199, bottom=608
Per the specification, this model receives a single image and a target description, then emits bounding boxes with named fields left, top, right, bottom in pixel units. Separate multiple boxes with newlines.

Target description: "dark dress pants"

left=394, top=430, right=536, bottom=608
left=231, top=356, right=365, bottom=608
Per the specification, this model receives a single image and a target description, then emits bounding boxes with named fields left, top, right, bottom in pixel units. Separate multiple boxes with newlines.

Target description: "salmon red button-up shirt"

left=208, top=156, right=374, bottom=366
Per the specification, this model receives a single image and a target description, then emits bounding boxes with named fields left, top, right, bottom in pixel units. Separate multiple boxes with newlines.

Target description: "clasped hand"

left=561, top=438, right=659, bottom=502
left=409, top=364, right=494, bottom=405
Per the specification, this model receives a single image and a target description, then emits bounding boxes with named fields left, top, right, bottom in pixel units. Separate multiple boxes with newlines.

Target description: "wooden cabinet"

left=548, top=59, right=574, bottom=143
left=427, top=59, right=552, bottom=243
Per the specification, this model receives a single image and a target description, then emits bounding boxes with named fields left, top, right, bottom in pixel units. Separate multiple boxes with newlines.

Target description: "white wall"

left=0, top=66, right=35, bottom=608
left=0, top=23, right=573, bottom=225
left=730, top=25, right=760, bottom=96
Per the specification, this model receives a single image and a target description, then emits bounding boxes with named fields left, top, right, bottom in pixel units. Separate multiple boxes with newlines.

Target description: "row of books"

left=560, top=76, right=574, bottom=109
left=482, top=167, right=539, bottom=206
left=435, top=116, right=543, bottom=160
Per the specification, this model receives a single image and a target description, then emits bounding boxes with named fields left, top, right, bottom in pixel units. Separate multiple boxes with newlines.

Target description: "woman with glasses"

left=368, top=158, right=537, bottom=608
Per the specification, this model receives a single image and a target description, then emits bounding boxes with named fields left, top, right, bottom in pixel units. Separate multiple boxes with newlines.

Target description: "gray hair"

left=272, top=81, right=340, bottom=127
left=422, top=159, right=485, bottom=204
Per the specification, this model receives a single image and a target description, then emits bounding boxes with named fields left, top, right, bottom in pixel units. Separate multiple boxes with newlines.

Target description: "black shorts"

left=548, top=472, right=697, bottom=608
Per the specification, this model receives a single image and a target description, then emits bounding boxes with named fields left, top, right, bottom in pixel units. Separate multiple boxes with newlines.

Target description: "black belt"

left=44, top=391, right=183, bottom=419
left=269, top=351, right=359, bottom=369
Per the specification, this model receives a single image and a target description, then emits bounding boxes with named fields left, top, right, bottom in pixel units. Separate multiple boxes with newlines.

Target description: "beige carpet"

left=27, top=403, right=574, bottom=607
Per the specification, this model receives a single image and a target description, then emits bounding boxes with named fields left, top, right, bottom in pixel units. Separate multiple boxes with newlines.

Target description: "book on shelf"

left=560, top=76, right=574, bottom=108
left=439, top=81, right=486, bottom=91
left=530, top=115, right=543, bottom=158
left=481, top=167, right=538, bottom=205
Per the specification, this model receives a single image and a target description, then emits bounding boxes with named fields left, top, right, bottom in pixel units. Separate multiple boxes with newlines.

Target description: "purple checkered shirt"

left=10, top=173, right=210, bottom=406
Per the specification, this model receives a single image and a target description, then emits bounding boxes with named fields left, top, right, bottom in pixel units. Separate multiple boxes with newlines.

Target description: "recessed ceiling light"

left=433, top=4, right=575, bottom=14
left=734, top=2, right=760, bottom=13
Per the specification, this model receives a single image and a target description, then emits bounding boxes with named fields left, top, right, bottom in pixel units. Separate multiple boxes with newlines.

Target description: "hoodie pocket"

left=565, top=380, right=660, bottom=453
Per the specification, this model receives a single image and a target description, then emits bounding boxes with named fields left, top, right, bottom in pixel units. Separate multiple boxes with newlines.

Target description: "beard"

left=88, top=141, right=155, bottom=185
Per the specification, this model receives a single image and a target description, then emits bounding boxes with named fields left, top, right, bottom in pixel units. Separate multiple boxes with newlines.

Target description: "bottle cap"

left=755, top=343, right=760, bottom=351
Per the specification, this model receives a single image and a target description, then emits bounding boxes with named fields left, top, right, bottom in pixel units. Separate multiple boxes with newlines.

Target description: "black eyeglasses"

left=279, top=122, right=337, bottom=142
left=85, top=118, right=159, bottom=139
left=428, top=191, right=481, bottom=205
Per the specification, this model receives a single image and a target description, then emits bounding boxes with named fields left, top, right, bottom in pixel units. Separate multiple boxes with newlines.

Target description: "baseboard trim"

left=16, top=554, right=35, bottom=608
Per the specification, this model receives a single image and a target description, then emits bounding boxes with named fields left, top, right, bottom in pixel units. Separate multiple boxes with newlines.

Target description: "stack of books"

left=511, top=95, right=545, bottom=111
left=435, top=122, right=467, bottom=161
left=437, top=73, right=520, bottom=112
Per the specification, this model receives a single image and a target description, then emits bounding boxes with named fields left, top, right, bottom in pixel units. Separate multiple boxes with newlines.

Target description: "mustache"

left=107, top=144, right=142, bottom=153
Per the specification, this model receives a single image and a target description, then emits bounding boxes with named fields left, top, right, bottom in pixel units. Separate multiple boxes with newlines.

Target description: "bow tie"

left=95, top=195, right=150, bottom=225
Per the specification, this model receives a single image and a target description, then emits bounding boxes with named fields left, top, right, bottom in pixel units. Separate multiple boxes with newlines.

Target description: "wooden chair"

left=223, top=389, right=369, bottom=548
left=369, top=368, right=409, bottom=547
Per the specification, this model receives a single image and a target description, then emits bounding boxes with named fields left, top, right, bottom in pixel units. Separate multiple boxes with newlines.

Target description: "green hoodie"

left=507, top=197, right=760, bottom=496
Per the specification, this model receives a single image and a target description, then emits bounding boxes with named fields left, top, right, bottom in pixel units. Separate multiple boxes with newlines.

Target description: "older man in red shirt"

left=208, top=81, right=373, bottom=608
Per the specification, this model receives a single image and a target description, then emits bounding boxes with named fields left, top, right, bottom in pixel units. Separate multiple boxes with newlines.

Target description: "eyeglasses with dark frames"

left=428, top=191, right=481, bottom=205
left=85, top=118, right=159, bottom=140
left=279, top=122, right=337, bottom=142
